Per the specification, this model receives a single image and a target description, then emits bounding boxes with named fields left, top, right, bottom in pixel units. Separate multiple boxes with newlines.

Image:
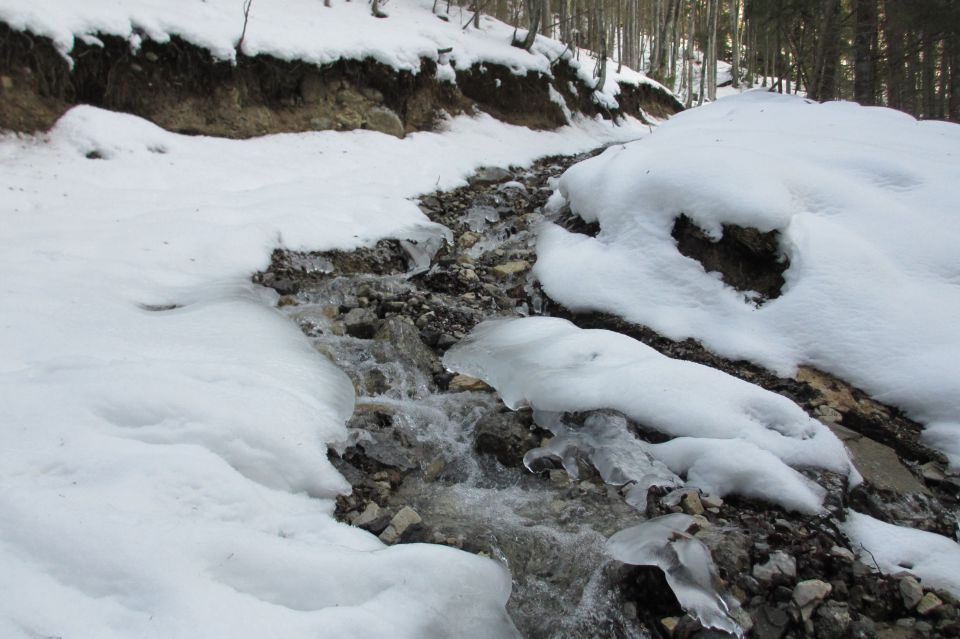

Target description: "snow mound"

left=0, top=0, right=665, bottom=111
left=537, top=92, right=960, bottom=467
left=443, top=317, right=852, bottom=513
left=844, top=511, right=960, bottom=596
left=0, top=103, right=647, bottom=638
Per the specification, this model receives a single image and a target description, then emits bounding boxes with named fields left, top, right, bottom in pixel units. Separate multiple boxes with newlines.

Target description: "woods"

left=440, top=0, right=960, bottom=120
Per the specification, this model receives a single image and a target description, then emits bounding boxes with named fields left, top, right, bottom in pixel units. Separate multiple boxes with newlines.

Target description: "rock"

left=351, top=502, right=382, bottom=528
left=491, top=260, right=531, bottom=279
left=379, top=506, right=422, bottom=544
left=374, top=316, right=438, bottom=376
left=300, top=72, right=327, bottom=104
left=815, top=602, right=852, bottom=639
left=270, top=277, right=300, bottom=296
left=336, top=87, right=369, bottom=109
left=335, top=108, right=363, bottom=130
left=681, top=491, right=705, bottom=515
left=917, top=592, right=943, bottom=615
left=898, top=575, right=923, bottom=609
left=753, top=551, right=797, bottom=583
left=458, top=231, right=481, bottom=248
left=793, top=579, right=832, bottom=620
left=449, top=374, right=492, bottom=392
left=0, top=75, right=13, bottom=90
left=816, top=405, right=843, bottom=424
left=752, top=604, right=790, bottom=639
left=830, top=546, right=855, bottom=561
left=920, top=461, right=947, bottom=483
left=469, top=166, right=512, bottom=185
left=826, top=423, right=930, bottom=495
left=365, top=107, right=405, bottom=138
left=342, top=307, right=378, bottom=339
left=701, top=494, right=724, bottom=509
left=660, top=617, right=680, bottom=635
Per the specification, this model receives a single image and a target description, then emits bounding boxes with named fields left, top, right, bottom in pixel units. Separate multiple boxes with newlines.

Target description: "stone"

left=701, top=494, right=724, bottom=509
left=491, top=260, right=531, bottom=279
left=830, top=546, right=855, bottom=561
left=753, top=551, right=797, bottom=582
left=336, top=87, right=369, bottom=109
left=752, top=604, right=790, bottom=639
left=826, top=422, right=930, bottom=495
left=335, top=108, right=363, bottom=130
left=365, top=107, right=405, bottom=138
left=660, top=617, right=680, bottom=635
left=449, top=374, right=492, bottom=392
left=916, top=592, right=943, bottom=615
left=342, top=307, right=378, bottom=339
left=920, top=462, right=947, bottom=483
left=144, top=51, right=159, bottom=62
left=0, top=75, right=13, bottom=90
left=300, top=72, right=328, bottom=104
left=374, top=316, right=438, bottom=376
left=816, top=405, right=843, bottom=424
left=378, top=506, right=422, bottom=544
left=458, top=231, right=481, bottom=248
left=899, top=575, right=923, bottom=609
left=351, top=502, right=382, bottom=528
left=793, top=579, right=832, bottom=620
left=469, top=166, right=512, bottom=185
left=816, top=601, right=852, bottom=639
left=310, top=116, right=334, bottom=131
left=681, top=491, right=705, bottom=515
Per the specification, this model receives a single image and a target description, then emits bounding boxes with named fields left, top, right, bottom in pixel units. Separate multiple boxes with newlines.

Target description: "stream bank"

left=256, top=152, right=960, bottom=639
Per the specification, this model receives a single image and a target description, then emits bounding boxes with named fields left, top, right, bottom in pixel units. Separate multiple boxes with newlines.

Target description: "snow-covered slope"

left=0, top=104, right=648, bottom=638
left=537, top=91, right=960, bottom=467
left=0, top=0, right=663, bottom=110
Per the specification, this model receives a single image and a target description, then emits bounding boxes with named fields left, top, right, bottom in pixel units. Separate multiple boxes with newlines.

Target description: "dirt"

left=0, top=21, right=683, bottom=137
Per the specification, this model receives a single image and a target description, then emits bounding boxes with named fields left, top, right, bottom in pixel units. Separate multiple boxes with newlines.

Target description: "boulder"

left=365, top=106, right=404, bottom=138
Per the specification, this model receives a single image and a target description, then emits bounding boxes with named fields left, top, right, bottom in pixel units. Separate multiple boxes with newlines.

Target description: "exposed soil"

left=0, top=21, right=682, bottom=137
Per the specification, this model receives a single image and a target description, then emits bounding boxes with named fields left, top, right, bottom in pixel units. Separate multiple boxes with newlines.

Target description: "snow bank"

left=537, top=92, right=960, bottom=467
left=0, top=104, right=647, bottom=637
left=444, top=317, right=852, bottom=513
left=0, top=0, right=666, bottom=109
left=844, top=511, right=960, bottom=596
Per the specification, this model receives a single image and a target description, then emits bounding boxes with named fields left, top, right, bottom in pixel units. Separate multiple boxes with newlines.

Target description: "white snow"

left=844, top=511, right=960, bottom=596
left=537, top=92, right=960, bottom=467
left=0, top=0, right=667, bottom=110
left=0, top=103, right=648, bottom=638
left=443, top=317, right=852, bottom=514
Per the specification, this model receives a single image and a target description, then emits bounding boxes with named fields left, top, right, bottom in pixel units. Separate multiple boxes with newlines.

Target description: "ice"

left=537, top=91, right=960, bottom=467
left=466, top=204, right=501, bottom=231
left=444, top=317, right=851, bottom=513
left=607, top=514, right=742, bottom=636
left=843, top=511, right=960, bottom=596
left=0, top=100, right=648, bottom=636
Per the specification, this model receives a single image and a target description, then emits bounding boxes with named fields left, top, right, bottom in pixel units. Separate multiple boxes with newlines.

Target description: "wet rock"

left=753, top=551, right=797, bottom=583
left=474, top=409, right=540, bottom=468
left=701, top=494, right=723, bottom=509
left=458, top=231, right=481, bottom=248
left=793, top=579, right=832, bottom=620
left=358, top=430, right=417, bottom=471
left=899, top=575, right=923, bottom=609
left=379, top=506, right=422, bottom=544
left=827, top=422, right=929, bottom=495
left=374, top=316, right=438, bottom=376
left=270, top=277, right=301, bottom=296
left=352, top=502, right=391, bottom=534
left=365, top=106, right=404, bottom=138
left=491, top=260, right=531, bottom=279
left=343, top=306, right=379, bottom=338
left=449, top=374, right=493, bottom=392
left=916, top=592, right=943, bottom=615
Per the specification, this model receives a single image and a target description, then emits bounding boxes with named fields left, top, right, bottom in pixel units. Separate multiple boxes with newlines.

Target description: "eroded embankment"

left=257, top=156, right=960, bottom=639
left=0, top=22, right=682, bottom=137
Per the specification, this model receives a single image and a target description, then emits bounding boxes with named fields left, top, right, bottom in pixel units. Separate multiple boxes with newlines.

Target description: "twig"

left=237, top=0, right=253, bottom=54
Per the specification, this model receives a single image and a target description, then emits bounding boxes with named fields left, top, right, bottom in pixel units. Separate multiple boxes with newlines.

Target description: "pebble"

left=898, top=575, right=923, bottom=609
left=793, top=579, right=832, bottom=620
left=916, top=592, right=943, bottom=615
left=378, top=506, right=422, bottom=544
left=753, top=551, right=797, bottom=582
left=700, top=493, right=723, bottom=509
left=491, top=260, right=530, bottom=279
left=681, top=491, right=705, bottom=515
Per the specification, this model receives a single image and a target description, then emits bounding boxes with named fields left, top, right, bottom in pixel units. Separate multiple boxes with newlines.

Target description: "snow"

left=844, top=511, right=960, bottom=596
left=443, top=317, right=852, bottom=514
left=0, top=103, right=648, bottom=637
left=0, top=0, right=667, bottom=110
left=537, top=92, right=960, bottom=467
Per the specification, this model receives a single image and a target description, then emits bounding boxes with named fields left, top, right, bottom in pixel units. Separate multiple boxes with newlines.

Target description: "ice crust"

left=536, top=92, right=960, bottom=467
left=0, top=0, right=665, bottom=110
left=444, top=317, right=852, bottom=513
left=607, top=514, right=742, bottom=635
left=0, top=98, right=648, bottom=637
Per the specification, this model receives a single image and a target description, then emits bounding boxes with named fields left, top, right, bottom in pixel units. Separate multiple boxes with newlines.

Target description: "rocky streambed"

left=255, top=152, right=960, bottom=639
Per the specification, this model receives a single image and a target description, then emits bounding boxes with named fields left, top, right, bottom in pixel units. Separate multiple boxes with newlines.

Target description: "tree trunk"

left=853, top=0, right=877, bottom=105
left=731, top=0, right=740, bottom=88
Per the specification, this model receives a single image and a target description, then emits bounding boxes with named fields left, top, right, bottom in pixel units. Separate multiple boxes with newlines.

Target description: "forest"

left=440, top=0, right=960, bottom=119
